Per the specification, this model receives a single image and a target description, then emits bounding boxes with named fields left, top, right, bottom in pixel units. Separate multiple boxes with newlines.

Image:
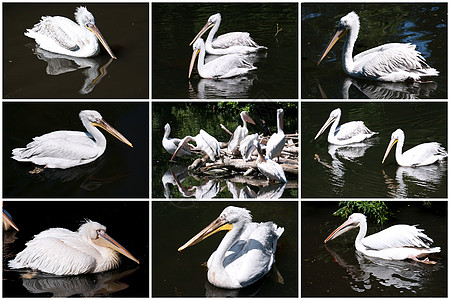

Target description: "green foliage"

left=333, top=201, right=392, bottom=225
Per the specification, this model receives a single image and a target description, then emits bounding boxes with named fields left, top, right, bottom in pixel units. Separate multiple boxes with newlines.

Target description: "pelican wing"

left=9, top=228, right=95, bottom=275
left=205, top=54, right=256, bottom=78
left=362, top=224, right=434, bottom=251
left=25, top=16, right=82, bottom=51
left=335, top=121, right=374, bottom=140
left=357, top=43, right=437, bottom=80
left=213, top=32, right=259, bottom=48
left=12, top=131, right=98, bottom=160
left=199, top=130, right=220, bottom=158
left=402, top=142, right=447, bottom=166
left=221, top=222, right=284, bottom=286
left=266, top=132, right=286, bottom=159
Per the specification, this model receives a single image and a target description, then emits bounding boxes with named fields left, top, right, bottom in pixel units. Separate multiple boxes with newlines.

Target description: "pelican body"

left=266, top=109, right=286, bottom=160
left=25, top=6, right=116, bottom=59
left=178, top=206, right=284, bottom=289
left=324, top=213, right=440, bottom=263
left=189, top=38, right=257, bottom=79
left=190, top=13, right=267, bottom=55
left=314, top=108, right=377, bottom=145
left=12, top=110, right=133, bottom=169
left=162, top=123, right=192, bottom=157
left=255, top=140, right=287, bottom=183
left=240, top=133, right=258, bottom=161
left=382, top=129, right=447, bottom=167
left=171, top=129, right=220, bottom=162
left=227, top=111, right=255, bottom=155
left=9, top=220, right=139, bottom=275
left=318, top=11, right=438, bottom=82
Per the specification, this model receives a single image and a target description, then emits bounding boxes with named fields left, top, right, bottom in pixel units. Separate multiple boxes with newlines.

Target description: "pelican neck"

left=342, top=24, right=359, bottom=75
left=354, top=218, right=367, bottom=252
left=82, top=118, right=106, bottom=150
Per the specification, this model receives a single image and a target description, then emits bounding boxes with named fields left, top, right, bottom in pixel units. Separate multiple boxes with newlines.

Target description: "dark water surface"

left=302, top=102, right=447, bottom=198
left=3, top=3, right=149, bottom=98
left=301, top=3, right=447, bottom=99
left=152, top=3, right=298, bottom=99
left=152, top=102, right=299, bottom=198
left=302, top=201, right=447, bottom=297
left=152, top=201, right=298, bottom=297
left=3, top=102, right=149, bottom=198
left=3, top=201, right=149, bottom=297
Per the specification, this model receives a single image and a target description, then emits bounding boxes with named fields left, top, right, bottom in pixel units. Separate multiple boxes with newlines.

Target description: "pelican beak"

left=189, top=21, right=215, bottom=46
left=314, top=115, right=336, bottom=140
left=86, top=23, right=117, bottom=59
left=317, top=26, right=348, bottom=65
left=95, top=230, right=140, bottom=264
left=2, top=209, right=19, bottom=231
left=188, top=48, right=201, bottom=78
left=93, top=119, right=133, bottom=148
left=178, top=215, right=233, bottom=252
left=382, top=138, right=398, bottom=164
left=324, top=218, right=359, bottom=243
left=243, top=112, right=256, bottom=125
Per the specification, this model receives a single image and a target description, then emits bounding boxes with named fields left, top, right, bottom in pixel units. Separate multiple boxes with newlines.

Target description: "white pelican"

left=266, top=109, right=286, bottom=161
left=314, top=108, right=377, bottom=145
left=240, top=133, right=259, bottom=161
left=12, top=110, right=133, bottom=169
left=382, top=129, right=447, bottom=167
left=324, top=213, right=440, bottom=264
left=25, top=6, right=116, bottom=59
left=178, top=206, right=284, bottom=289
left=189, top=38, right=257, bottom=79
left=317, top=11, right=438, bottom=82
left=9, top=220, right=139, bottom=275
left=171, top=129, right=220, bottom=162
left=255, top=140, right=287, bottom=183
left=162, top=123, right=192, bottom=158
left=190, top=13, right=267, bottom=55
left=227, top=111, right=255, bottom=155
left=3, top=208, right=19, bottom=231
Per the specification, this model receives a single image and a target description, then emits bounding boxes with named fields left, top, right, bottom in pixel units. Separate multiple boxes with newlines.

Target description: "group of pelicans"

left=188, top=13, right=267, bottom=79
left=3, top=209, right=139, bottom=275
left=163, top=108, right=289, bottom=183
left=315, top=108, right=447, bottom=167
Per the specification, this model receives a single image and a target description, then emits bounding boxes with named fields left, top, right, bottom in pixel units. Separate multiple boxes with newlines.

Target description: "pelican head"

left=75, top=6, right=117, bottom=59
left=314, top=108, right=341, bottom=140
left=80, top=220, right=140, bottom=264
left=178, top=206, right=252, bottom=252
left=79, top=110, right=133, bottom=148
left=382, top=129, right=403, bottom=164
left=317, top=11, right=360, bottom=65
left=188, top=38, right=205, bottom=78
left=189, top=13, right=221, bottom=46
left=241, top=111, right=256, bottom=125
left=324, top=213, right=365, bottom=243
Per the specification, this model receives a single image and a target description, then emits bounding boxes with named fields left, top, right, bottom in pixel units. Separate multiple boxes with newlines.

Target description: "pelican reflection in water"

left=12, top=110, right=132, bottom=169
left=25, top=6, right=116, bottom=59
left=9, top=220, right=140, bottom=275
left=318, top=11, right=438, bottom=82
left=178, top=206, right=283, bottom=289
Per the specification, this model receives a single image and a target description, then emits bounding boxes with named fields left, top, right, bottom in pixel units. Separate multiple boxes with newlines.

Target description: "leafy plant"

left=333, top=201, right=392, bottom=225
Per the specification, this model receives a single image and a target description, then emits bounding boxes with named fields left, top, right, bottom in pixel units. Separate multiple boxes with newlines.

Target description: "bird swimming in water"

left=318, top=11, right=438, bottom=82
left=25, top=6, right=116, bottom=59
